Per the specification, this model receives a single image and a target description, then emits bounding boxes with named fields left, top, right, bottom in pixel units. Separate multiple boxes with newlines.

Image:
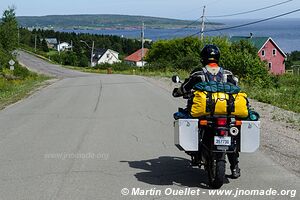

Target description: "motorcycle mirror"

left=172, top=75, right=180, bottom=83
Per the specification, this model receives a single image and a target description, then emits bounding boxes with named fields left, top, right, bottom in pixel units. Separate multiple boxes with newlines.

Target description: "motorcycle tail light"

left=220, top=130, right=227, bottom=136
left=217, top=118, right=227, bottom=126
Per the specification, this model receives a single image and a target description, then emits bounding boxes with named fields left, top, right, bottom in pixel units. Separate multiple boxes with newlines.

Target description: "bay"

left=58, top=18, right=300, bottom=53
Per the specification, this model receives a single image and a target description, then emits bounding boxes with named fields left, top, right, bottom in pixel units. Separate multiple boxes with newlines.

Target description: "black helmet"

left=200, top=44, right=220, bottom=65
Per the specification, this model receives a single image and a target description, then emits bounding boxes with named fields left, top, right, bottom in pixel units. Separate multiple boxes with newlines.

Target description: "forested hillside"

left=17, top=14, right=222, bottom=29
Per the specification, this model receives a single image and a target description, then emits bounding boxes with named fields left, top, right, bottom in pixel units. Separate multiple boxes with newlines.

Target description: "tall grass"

left=241, top=74, right=300, bottom=113
left=0, top=69, right=48, bottom=109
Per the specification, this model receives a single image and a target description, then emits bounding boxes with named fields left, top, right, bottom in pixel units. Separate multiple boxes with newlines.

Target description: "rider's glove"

left=172, top=88, right=181, bottom=97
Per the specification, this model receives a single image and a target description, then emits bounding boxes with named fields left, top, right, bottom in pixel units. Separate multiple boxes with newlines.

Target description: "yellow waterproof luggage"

left=190, top=91, right=249, bottom=118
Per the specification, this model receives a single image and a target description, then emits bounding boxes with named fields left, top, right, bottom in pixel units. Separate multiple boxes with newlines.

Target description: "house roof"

left=45, top=38, right=58, bottom=44
left=230, top=36, right=286, bottom=57
left=230, top=36, right=269, bottom=49
left=93, top=48, right=107, bottom=59
left=93, top=48, right=119, bottom=61
left=58, top=42, right=70, bottom=46
left=124, top=48, right=149, bottom=62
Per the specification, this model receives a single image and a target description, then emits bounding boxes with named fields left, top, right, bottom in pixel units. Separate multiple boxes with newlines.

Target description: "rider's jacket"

left=177, top=64, right=238, bottom=95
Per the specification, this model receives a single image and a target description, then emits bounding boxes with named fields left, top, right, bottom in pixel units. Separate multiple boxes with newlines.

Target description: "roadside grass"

left=0, top=74, right=49, bottom=110
left=241, top=74, right=300, bottom=113
left=47, top=50, right=57, bottom=57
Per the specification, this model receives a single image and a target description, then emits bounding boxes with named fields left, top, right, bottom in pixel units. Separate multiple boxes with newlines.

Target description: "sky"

left=0, top=0, right=299, bottom=20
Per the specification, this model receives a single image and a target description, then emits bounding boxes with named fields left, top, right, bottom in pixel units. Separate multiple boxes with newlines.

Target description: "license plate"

left=214, top=136, right=231, bottom=146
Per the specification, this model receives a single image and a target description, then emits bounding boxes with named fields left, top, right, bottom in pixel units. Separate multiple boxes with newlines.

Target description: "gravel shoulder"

left=144, top=76, right=300, bottom=177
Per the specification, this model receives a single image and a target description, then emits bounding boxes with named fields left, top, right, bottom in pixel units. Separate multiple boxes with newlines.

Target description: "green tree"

left=146, top=36, right=271, bottom=86
left=78, top=55, right=89, bottom=67
left=41, top=38, right=49, bottom=52
left=0, top=7, right=18, bottom=52
left=61, top=51, right=78, bottom=66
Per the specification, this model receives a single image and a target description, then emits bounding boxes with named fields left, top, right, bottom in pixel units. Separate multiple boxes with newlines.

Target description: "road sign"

left=9, top=59, right=15, bottom=66
left=9, top=60, right=15, bottom=71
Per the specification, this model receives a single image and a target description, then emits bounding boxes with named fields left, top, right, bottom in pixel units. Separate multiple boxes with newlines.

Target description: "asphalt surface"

left=17, top=51, right=88, bottom=78
left=0, top=51, right=298, bottom=199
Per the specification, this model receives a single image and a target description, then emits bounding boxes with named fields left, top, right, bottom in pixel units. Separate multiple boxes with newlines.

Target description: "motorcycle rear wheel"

left=208, top=157, right=225, bottom=189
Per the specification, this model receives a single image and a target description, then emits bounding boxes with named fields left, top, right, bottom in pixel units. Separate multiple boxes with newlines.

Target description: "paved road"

left=17, top=51, right=88, bottom=78
left=0, top=52, right=298, bottom=199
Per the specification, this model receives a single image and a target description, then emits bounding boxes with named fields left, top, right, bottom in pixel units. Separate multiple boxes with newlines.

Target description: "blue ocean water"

left=59, top=18, right=300, bottom=53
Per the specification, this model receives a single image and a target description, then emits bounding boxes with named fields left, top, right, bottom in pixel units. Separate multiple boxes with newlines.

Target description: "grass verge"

left=241, top=74, right=300, bottom=113
left=0, top=75, right=49, bottom=110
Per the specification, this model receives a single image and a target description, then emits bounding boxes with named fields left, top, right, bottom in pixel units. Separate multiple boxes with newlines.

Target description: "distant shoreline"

left=17, top=14, right=223, bottom=30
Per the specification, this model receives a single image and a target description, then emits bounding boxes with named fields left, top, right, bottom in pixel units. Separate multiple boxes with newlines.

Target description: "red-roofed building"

left=124, top=48, right=149, bottom=67
left=231, top=35, right=287, bottom=75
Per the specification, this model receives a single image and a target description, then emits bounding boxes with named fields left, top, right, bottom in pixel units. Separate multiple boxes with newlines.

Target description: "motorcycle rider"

left=173, top=44, right=241, bottom=179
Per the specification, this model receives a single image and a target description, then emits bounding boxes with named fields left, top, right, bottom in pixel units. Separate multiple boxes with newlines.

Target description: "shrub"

left=94, top=62, right=132, bottom=71
left=13, top=65, right=31, bottom=79
left=147, top=36, right=272, bottom=87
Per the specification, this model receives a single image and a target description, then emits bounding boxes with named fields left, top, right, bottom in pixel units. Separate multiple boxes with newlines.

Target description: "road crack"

left=94, top=80, right=103, bottom=112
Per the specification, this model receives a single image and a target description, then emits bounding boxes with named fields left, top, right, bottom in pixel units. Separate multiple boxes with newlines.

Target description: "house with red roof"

left=231, top=35, right=286, bottom=75
left=124, top=48, right=149, bottom=67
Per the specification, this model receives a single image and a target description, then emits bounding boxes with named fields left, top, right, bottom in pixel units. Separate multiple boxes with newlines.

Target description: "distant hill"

left=17, top=14, right=222, bottom=29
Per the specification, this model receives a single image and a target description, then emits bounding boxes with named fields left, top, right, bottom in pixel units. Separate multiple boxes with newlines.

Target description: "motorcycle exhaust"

left=229, top=127, right=239, bottom=136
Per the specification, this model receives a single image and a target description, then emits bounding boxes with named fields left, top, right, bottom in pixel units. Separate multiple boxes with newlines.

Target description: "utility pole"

left=91, top=41, right=95, bottom=67
left=58, top=40, right=61, bottom=55
left=141, top=22, right=145, bottom=67
left=18, top=28, right=20, bottom=47
left=200, top=6, right=206, bottom=41
left=80, top=40, right=94, bottom=67
left=34, top=35, right=37, bottom=52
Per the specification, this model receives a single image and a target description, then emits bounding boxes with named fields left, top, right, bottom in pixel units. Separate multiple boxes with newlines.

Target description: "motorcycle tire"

left=208, top=158, right=225, bottom=189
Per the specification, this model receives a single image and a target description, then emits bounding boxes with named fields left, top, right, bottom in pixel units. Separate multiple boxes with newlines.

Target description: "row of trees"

left=146, top=37, right=272, bottom=87
left=19, top=28, right=151, bottom=67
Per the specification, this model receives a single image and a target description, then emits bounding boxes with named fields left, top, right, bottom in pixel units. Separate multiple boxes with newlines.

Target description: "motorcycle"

left=172, top=75, right=260, bottom=189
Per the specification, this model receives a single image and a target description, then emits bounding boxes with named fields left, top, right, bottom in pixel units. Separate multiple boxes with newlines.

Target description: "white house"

left=92, top=49, right=121, bottom=66
left=57, top=42, right=72, bottom=52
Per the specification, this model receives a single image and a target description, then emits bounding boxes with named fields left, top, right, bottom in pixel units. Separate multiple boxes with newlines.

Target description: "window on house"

left=107, top=54, right=110, bottom=58
left=262, top=50, right=265, bottom=57
left=273, top=49, right=277, bottom=56
left=268, top=62, right=272, bottom=71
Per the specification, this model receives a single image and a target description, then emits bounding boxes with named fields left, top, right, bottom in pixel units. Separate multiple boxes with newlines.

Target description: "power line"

left=171, top=17, right=202, bottom=35
left=207, top=0, right=293, bottom=18
left=205, top=8, right=300, bottom=32
left=204, top=17, right=224, bottom=35
left=184, top=8, right=300, bottom=37
left=172, top=0, right=221, bottom=18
